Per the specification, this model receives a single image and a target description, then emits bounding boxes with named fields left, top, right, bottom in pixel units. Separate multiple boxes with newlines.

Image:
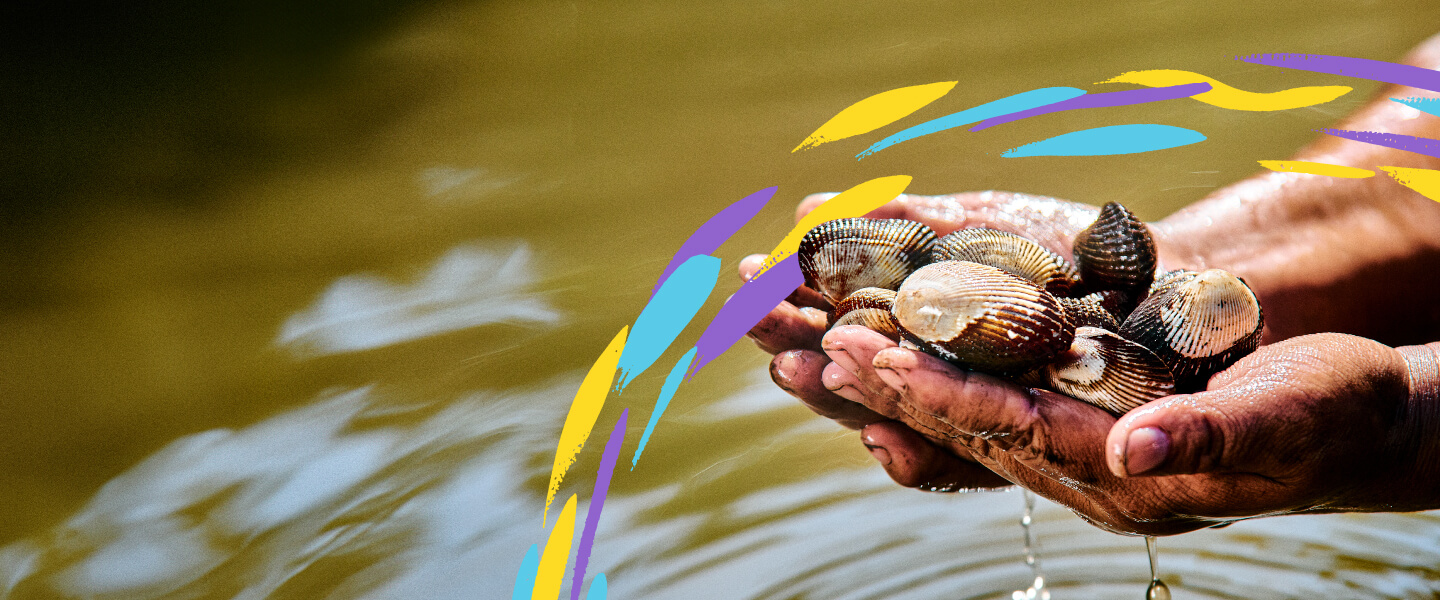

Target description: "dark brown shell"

left=932, top=228, right=1080, bottom=296
left=892, top=261, right=1075, bottom=375
left=1119, top=269, right=1263, bottom=392
left=797, top=218, right=937, bottom=305
left=1072, top=202, right=1156, bottom=302
left=1058, top=294, right=1121, bottom=331
left=829, top=287, right=902, bottom=341
left=1040, top=327, right=1175, bottom=414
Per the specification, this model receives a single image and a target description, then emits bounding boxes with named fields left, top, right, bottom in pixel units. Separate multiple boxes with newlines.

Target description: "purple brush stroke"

left=570, top=409, right=627, bottom=600
left=1239, top=54, right=1440, bottom=93
left=971, top=83, right=1212, bottom=132
left=1319, top=128, right=1440, bottom=160
left=651, top=187, right=777, bottom=298
left=690, top=255, right=804, bottom=374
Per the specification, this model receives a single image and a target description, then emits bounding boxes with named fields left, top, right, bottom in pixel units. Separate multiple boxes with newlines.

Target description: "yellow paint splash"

left=545, top=327, right=628, bottom=524
left=532, top=494, right=578, bottom=600
left=1098, top=70, right=1350, bottom=111
left=1379, top=166, right=1440, bottom=202
left=756, top=175, right=912, bottom=275
left=1258, top=160, right=1375, bottom=178
left=793, top=81, right=957, bottom=152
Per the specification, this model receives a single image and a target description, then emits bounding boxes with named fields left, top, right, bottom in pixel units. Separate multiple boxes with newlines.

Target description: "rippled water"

left=5, top=0, right=1440, bottom=598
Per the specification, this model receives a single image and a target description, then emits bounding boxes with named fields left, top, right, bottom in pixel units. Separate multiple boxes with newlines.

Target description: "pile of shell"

left=797, top=202, right=1263, bottom=415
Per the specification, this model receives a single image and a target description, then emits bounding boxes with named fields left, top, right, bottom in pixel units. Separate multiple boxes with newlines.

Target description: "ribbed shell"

left=829, top=287, right=902, bottom=340
left=1119, top=269, right=1263, bottom=392
left=932, top=228, right=1080, bottom=296
left=1041, top=327, right=1175, bottom=415
left=893, top=260, right=1075, bottom=375
left=1072, top=202, right=1156, bottom=301
left=1058, top=294, right=1121, bottom=331
left=1149, top=269, right=1198, bottom=297
left=798, top=218, right=937, bottom=305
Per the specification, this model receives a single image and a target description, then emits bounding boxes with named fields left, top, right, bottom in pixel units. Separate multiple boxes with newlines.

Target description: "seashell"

left=1039, top=327, right=1176, bottom=414
left=931, top=228, right=1080, bottom=296
left=1072, top=202, right=1157, bottom=303
left=1149, top=269, right=1198, bottom=297
left=1058, top=294, right=1121, bottom=331
left=798, top=218, right=937, bottom=305
left=892, top=260, right=1075, bottom=375
left=1119, top=268, right=1263, bottom=392
left=829, top=287, right=902, bottom=341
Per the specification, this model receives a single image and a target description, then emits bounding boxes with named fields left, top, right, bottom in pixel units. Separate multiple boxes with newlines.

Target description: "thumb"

left=1104, top=390, right=1254, bottom=478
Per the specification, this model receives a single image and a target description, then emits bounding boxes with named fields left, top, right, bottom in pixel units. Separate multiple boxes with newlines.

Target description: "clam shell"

left=893, top=260, right=1075, bottom=375
left=932, top=228, right=1080, bottom=296
left=1072, top=202, right=1156, bottom=302
left=1040, top=327, right=1175, bottom=414
left=798, top=218, right=937, bottom=305
left=1149, top=269, right=1198, bottom=297
left=1058, top=294, right=1121, bottom=331
left=829, top=287, right=902, bottom=341
left=1119, top=268, right=1263, bottom=392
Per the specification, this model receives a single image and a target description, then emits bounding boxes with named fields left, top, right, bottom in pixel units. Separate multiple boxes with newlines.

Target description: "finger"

left=795, top=193, right=912, bottom=223
left=747, top=301, right=828, bottom=355
left=861, top=421, right=1011, bottom=490
left=772, top=350, right=884, bottom=429
left=739, top=253, right=831, bottom=309
left=821, top=326, right=904, bottom=412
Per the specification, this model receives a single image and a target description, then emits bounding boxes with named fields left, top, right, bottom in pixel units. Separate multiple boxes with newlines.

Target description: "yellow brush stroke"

left=545, top=327, right=628, bottom=525
left=1258, top=160, right=1375, bottom=178
left=756, top=175, right=912, bottom=275
left=793, top=81, right=957, bottom=152
left=1098, top=70, right=1350, bottom=111
left=532, top=494, right=578, bottom=600
left=1379, top=166, right=1440, bottom=202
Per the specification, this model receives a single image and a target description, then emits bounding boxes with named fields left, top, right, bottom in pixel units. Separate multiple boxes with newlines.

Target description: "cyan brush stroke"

left=1393, top=97, right=1440, bottom=119
left=1319, top=128, right=1440, bottom=160
left=586, top=574, right=608, bottom=600
left=651, top=187, right=775, bottom=298
left=511, top=544, right=540, bottom=600
left=856, top=87, right=1087, bottom=159
left=617, top=255, right=720, bottom=390
left=570, top=410, right=626, bottom=600
left=690, top=255, right=804, bottom=373
left=971, top=83, right=1211, bottom=131
left=632, top=347, right=697, bottom=470
left=1239, top=53, right=1440, bottom=93
left=1003, top=124, right=1206, bottom=157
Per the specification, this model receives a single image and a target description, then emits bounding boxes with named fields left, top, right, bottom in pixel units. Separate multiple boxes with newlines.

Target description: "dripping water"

left=1145, top=535, right=1171, bottom=600
left=1012, top=489, right=1050, bottom=600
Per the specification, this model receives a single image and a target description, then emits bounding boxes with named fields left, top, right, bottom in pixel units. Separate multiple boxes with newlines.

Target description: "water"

left=1146, top=536, right=1170, bottom=600
left=1013, top=490, right=1051, bottom=600
left=5, top=0, right=1440, bottom=598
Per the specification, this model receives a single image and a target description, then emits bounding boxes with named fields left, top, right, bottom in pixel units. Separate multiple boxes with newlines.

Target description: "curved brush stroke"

left=545, top=328, right=628, bottom=524
left=856, top=87, right=1087, bottom=158
left=1003, top=124, right=1206, bottom=158
left=691, top=256, right=804, bottom=373
left=617, top=256, right=719, bottom=390
left=586, top=574, right=607, bottom=600
left=1099, top=70, right=1350, bottom=111
left=512, top=544, right=541, bottom=600
left=1392, top=96, right=1440, bottom=119
left=1258, top=160, right=1374, bottom=178
left=632, top=347, right=697, bottom=469
left=533, top=494, right=578, bottom=600
left=793, top=81, right=957, bottom=152
left=972, top=83, right=1211, bottom=132
left=1238, top=54, right=1440, bottom=93
left=570, top=410, right=626, bottom=600
left=1379, top=166, right=1440, bottom=202
left=651, top=187, right=775, bottom=298
left=1319, top=128, right=1440, bottom=160
left=757, top=175, right=912, bottom=274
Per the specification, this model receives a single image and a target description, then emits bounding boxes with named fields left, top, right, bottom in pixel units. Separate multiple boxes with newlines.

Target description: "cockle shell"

left=931, top=228, right=1080, bottom=296
left=797, top=218, right=937, bottom=305
left=1058, top=294, right=1121, bottom=331
left=1037, top=327, right=1176, bottom=414
left=1119, top=268, right=1263, bottom=392
left=892, top=260, right=1075, bottom=375
left=1072, top=202, right=1157, bottom=302
left=1149, top=269, right=1198, bottom=297
left=829, top=287, right=902, bottom=341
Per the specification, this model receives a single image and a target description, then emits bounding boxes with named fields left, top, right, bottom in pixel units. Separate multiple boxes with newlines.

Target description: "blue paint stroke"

left=856, top=87, right=1087, bottom=159
left=1002, top=124, right=1206, bottom=157
left=586, top=574, right=608, bottom=600
left=691, top=255, right=804, bottom=373
left=652, top=187, right=775, bottom=298
left=971, top=83, right=1211, bottom=131
left=1239, top=53, right=1440, bottom=93
left=616, top=255, right=720, bottom=390
left=511, top=544, right=540, bottom=600
left=1392, top=97, right=1440, bottom=119
left=1319, top=128, right=1440, bottom=160
left=632, top=347, right=697, bottom=470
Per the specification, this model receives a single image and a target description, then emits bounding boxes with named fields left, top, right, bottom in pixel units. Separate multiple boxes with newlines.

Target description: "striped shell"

left=1058, top=293, right=1122, bottom=331
left=798, top=218, right=937, bottom=305
left=1149, top=269, right=1198, bottom=297
left=1039, top=327, right=1175, bottom=414
left=1119, top=268, right=1263, bottom=392
left=932, top=228, right=1080, bottom=296
left=829, top=287, right=902, bottom=341
left=892, top=261, right=1075, bottom=375
left=1072, top=202, right=1156, bottom=302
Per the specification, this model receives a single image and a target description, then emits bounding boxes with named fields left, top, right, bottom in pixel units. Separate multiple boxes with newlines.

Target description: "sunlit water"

left=5, top=0, right=1440, bottom=598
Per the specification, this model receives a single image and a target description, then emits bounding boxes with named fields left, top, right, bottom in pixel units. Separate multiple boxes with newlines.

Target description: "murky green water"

left=4, top=1, right=1440, bottom=598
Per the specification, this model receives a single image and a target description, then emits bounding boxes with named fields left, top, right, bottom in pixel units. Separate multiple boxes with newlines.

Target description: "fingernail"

left=831, top=384, right=865, bottom=403
left=770, top=352, right=798, bottom=392
left=864, top=443, right=892, bottom=465
left=1123, top=427, right=1170, bottom=476
left=873, top=365, right=907, bottom=393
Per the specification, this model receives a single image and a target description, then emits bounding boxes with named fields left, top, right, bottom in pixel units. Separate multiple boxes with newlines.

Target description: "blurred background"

left=3, top=0, right=1440, bottom=598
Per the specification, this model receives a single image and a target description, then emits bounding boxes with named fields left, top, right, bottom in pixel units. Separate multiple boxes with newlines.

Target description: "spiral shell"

left=829, top=287, right=902, bottom=341
left=893, top=261, right=1075, bottom=375
left=1038, top=327, right=1175, bottom=414
left=1072, top=202, right=1156, bottom=301
left=798, top=218, right=937, bottom=305
left=1119, top=268, right=1263, bottom=392
left=932, top=228, right=1080, bottom=296
left=1058, top=294, right=1121, bottom=331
